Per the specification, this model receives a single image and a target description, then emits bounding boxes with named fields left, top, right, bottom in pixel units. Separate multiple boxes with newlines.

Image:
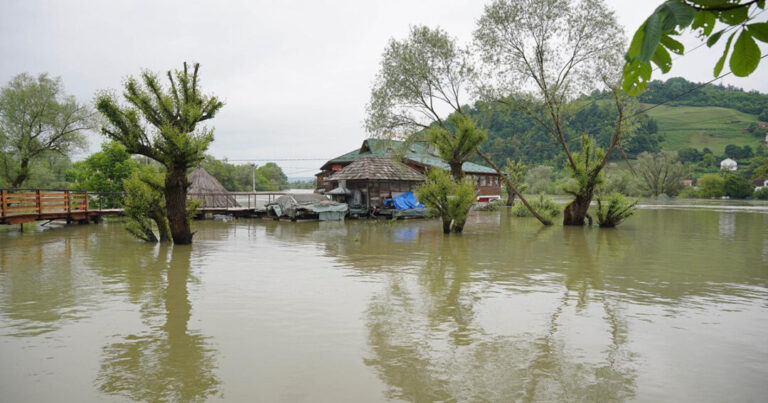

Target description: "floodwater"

left=1, top=206, right=767, bottom=402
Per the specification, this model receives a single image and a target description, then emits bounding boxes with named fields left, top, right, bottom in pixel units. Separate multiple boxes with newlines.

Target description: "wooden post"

left=84, top=191, right=89, bottom=211
left=65, top=190, right=71, bottom=213
left=36, top=189, right=42, bottom=216
left=1, top=189, right=6, bottom=218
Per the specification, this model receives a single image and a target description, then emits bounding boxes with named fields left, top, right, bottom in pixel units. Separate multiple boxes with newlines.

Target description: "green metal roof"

left=323, top=139, right=497, bottom=174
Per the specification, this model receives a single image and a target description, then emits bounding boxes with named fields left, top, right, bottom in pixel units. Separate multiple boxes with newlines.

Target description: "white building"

left=720, top=158, right=738, bottom=171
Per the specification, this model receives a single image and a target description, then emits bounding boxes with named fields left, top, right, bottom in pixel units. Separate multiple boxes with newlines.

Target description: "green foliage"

left=502, top=158, right=527, bottom=204
left=197, top=157, right=287, bottom=191
left=66, top=142, right=138, bottom=207
left=0, top=73, right=90, bottom=187
left=623, top=0, right=768, bottom=94
left=122, top=168, right=170, bottom=243
left=416, top=169, right=476, bottom=234
left=366, top=25, right=473, bottom=138
left=256, top=162, right=289, bottom=190
left=760, top=109, right=768, bottom=122
left=96, top=62, right=223, bottom=244
left=562, top=136, right=605, bottom=199
left=635, top=151, right=688, bottom=197
left=749, top=156, right=768, bottom=180
left=511, top=194, right=561, bottom=221
left=723, top=172, right=753, bottom=198
left=426, top=114, right=487, bottom=179
left=697, top=173, right=726, bottom=197
left=524, top=165, right=554, bottom=194
left=754, top=187, right=768, bottom=200
left=594, top=192, right=637, bottom=228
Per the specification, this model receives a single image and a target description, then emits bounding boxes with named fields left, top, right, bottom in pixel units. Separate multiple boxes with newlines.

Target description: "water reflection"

left=93, top=244, right=220, bottom=402
left=362, top=224, right=637, bottom=402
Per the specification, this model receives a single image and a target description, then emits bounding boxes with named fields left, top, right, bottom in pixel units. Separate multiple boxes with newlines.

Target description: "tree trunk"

left=152, top=211, right=171, bottom=242
left=562, top=193, right=593, bottom=226
left=449, top=162, right=463, bottom=181
left=442, top=218, right=452, bottom=234
left=505, top=186, right=516, bottom=206
left=164, top=169, right=193, bottom=244
left=11, top=159, right=30, bottom=187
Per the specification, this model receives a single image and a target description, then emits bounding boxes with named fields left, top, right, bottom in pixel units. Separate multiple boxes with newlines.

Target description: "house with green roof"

left=317, top=139, right=501, bottom=202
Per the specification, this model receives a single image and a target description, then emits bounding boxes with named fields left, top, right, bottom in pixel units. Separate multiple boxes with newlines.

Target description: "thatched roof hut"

left=188, top=167, right=239, bottom=208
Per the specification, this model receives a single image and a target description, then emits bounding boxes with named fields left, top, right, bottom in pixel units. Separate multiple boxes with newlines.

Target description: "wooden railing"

left=0, top=189, right=91, bottom=218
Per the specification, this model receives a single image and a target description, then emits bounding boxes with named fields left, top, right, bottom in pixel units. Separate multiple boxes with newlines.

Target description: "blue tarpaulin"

left=384, top=192, right=426, bottom=210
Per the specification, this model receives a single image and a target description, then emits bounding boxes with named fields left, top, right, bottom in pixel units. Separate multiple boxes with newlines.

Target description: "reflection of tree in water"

left=364, top=227, right=637, bottom=402
left=95, top=245, right=220, bottom=402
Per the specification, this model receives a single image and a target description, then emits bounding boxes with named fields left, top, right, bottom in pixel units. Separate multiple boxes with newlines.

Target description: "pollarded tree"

left=96, top=63, right=223, bottom=244
left=474, top=0, right=633, bottom=226
left=0, top=73, right=91, bottom=187
left=425, top=114, right=487, bottom=180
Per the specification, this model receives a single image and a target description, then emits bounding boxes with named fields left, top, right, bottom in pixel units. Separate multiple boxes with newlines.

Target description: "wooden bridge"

left=0, top=189, right=292, bottom=226
left=0, top=189, right=123, bottom=225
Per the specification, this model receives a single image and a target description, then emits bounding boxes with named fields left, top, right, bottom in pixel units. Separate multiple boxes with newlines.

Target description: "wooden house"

left=326, top=157, right=425, bottom=210
left=317, top=139, right=501, bottom=200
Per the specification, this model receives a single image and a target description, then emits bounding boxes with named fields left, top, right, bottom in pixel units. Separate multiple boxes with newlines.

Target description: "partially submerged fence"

left=0, top=189, right=124, bottom=224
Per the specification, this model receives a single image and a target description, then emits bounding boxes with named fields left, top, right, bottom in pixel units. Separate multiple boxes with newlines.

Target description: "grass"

left=642, top=104, right=761, bottom=154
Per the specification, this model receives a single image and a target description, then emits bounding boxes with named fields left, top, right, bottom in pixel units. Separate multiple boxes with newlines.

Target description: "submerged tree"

left=475, top=0, right=632, bottom=226
left=502, top=159, right=527, bottom=206
left=367, top=25, right=547, bottom=225
left=123, top=168, right=170, bottom=243
left=96, top=62, right=223, bottom=244
left=0, top=73, right=91, bottom=187
left=595, top=193, right=637, bottom=228
left=417, top=169, right=476, bottom=234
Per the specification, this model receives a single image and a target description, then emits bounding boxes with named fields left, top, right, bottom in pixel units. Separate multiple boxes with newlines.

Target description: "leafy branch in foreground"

left=623, top=0, right=768, bottom=95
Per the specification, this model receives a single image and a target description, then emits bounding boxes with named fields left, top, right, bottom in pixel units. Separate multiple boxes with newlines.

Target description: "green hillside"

left=643, top=104, right=760, bottom=154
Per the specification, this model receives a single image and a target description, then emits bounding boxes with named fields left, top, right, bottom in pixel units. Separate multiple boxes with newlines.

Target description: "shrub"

left=697, top=174, right=725, bottom=197
left=416, top=168, right=476, bottom=234
left=754, top=187, right=768, bottom=200
left=511, top=194, right=561, bottom=221
left=594, top=192, right=637, bottom=228
left=723, top=173, right=753, bottom=199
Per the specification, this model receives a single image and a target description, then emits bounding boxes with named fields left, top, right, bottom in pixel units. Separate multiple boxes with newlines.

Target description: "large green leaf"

left=662, top=1, right=697, bottom=27
left=622, top=60, right=652, bottom=96
left=707, top=29, right=725, bottom=47
left=661, top=35, right=685, bottom=55
left=652, top=45, right=673, bottom=73
left=747, top=22, right=768, bottom=43
left=730, top=30, right=761, bottom=77
left=640, top=13, right=663, bottom=62
left=692, top=11, right=716, bottom=36
left=714, top=32, right=734, bottom=76
left=719, top=7, right=749, bottom=26
left=626, top=22, right=646, bottom=60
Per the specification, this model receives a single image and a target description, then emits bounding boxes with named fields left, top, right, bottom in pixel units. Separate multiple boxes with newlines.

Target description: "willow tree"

left=96, top=63, right=223, bottom=244
left=474, top=0, right=631, bottom=226
left=425, top=114, right=487, bottom=181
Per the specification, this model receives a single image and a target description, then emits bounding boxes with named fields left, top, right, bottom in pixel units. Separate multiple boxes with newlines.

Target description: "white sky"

left=2, top=0, right=767, bottom=177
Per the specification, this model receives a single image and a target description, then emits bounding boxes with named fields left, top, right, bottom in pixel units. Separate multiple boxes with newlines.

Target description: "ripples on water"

left=0, top=207, right=767, bottom=402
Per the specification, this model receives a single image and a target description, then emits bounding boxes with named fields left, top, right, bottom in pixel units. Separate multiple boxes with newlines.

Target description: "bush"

left=697, top=174, right=725, bottom=197
left=594, top=192, right=637, bottom=228
left=511, top=194, right=561, bottom=221
left=723, top=173, right=753, bottom=199
left=416, top=169, right=476, bottom=234
left=525, top=165, right=554, bottom=194
left=755, top=187, right=768, bottom=200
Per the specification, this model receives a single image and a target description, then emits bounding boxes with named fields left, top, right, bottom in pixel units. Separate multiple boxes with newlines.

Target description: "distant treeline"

left=470, top=99, right=662, bottom=168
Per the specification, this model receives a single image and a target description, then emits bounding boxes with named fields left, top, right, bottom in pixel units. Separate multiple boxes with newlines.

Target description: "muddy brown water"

left=1, top=206, right=767, bottom=402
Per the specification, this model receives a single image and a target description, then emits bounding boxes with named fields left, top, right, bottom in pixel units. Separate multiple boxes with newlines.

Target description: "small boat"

left=265, top=193, right=348, bottom=221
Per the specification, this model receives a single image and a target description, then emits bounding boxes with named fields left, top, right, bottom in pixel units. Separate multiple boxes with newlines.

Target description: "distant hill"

left=643, top=104, right=759, bottom=155
left=637, top=77, right=767, bottom=155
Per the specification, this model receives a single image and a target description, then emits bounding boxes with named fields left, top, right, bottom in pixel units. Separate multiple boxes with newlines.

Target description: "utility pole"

left=250, top=163, right=256, bottom=192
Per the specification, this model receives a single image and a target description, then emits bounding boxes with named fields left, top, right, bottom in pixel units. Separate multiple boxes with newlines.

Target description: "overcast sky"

left=2, top=0, right=767, bottom=177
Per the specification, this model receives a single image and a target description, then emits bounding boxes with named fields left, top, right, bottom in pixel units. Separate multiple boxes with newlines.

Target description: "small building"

left=682, top=179, right=693, bottom=187
left=317, top=139, right=501, bottom=200
left=188, top=167, right=239, bottom=208
left=326, top=157, right=425, bottom=210
left=720, top=158, right=738, bottom=171
left=753, top=178, right=768, bottom=191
